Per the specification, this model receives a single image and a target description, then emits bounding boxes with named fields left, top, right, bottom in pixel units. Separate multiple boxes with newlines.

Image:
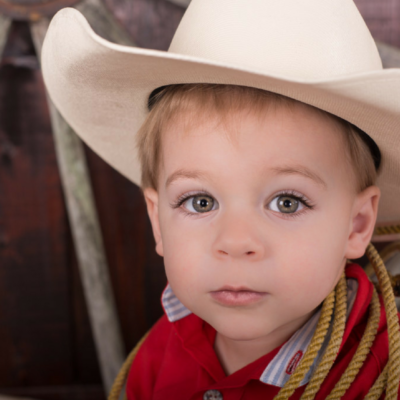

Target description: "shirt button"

left=203, top=389, right=223, bottom=400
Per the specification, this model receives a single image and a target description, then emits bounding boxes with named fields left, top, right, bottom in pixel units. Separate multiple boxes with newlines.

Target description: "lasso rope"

left=273, top=288, right=337, bottom=400
left=326, top=287, right=380, bottom=399
left=108, top=242, right=400, bottom=400
left=108, top=330, right=150, bottom=400
left=365, top=244, right=400, bottom=399
left=300, top=273, right=347, bottom=400
left=374, top=225, right=400, bottom=236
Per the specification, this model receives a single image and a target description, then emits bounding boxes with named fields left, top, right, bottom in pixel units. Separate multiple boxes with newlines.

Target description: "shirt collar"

left=161, top=278, right=358, bottom=388
left=162, top=284, right=192, bottom=322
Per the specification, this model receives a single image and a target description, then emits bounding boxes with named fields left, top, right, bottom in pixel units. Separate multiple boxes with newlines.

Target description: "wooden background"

left=0, top=0, right=398, bottom=399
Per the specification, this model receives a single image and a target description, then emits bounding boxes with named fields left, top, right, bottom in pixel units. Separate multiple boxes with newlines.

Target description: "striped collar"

left=161, top=278, right=358, bottom=388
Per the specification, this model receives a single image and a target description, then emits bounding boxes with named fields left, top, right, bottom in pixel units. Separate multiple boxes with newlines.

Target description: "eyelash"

left=269, top=190, right=315, bottom=219
left=171, top=190, right=315, bottom=218
left=171, top=190, right=212, bottom=218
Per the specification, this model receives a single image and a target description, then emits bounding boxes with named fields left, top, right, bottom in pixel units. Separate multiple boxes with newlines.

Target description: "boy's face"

left=144, top=101, right=379, bottom=343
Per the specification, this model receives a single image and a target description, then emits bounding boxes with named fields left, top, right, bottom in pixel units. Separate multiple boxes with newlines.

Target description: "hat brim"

left=41, top=7, right=400, bottom=223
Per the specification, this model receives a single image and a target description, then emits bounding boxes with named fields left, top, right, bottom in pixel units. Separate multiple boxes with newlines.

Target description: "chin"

left=207, top=315, right=276, bottom=341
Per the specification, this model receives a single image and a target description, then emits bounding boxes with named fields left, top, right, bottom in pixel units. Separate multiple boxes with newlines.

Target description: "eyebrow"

left=165, top=165, right=327, bottom=189
left=166, top=169, right=211, bottom=188
left=271, top=165, right=327, bottom=189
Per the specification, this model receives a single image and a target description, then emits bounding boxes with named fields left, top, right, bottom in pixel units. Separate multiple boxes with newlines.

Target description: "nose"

left=212, top=212, right=265, bottom=261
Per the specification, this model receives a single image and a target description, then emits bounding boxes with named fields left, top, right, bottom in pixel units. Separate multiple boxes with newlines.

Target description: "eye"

left=268, top=194, right=305, bottom=214
left=182, top=194, right=217, bottom=213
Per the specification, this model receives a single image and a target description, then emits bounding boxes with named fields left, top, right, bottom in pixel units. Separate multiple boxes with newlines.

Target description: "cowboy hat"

left=41, top=0, right=400, bottom=224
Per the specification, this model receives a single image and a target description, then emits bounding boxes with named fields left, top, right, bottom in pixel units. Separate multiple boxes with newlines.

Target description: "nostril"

left=246, top=251, right=255, bottom=255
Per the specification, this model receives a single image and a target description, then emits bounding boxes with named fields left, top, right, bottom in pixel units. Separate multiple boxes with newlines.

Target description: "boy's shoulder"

left=131, top=314, right=173, bottom=365
left=126, top=312, right=213, bottom=399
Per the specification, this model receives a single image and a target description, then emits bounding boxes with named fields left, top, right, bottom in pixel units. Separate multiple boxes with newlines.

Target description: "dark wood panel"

left=0, top=384, right=106, bottom=400
left=69, top=213, right=102, bottom=384
left=0, top=61, right=73, bottom=386
left=0, top=14, right=168, bottom=395
left=0, top=21, right=102, bottom=390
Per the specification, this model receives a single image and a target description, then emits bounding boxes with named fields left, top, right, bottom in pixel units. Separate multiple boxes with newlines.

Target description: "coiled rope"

left=108, top=242, right=400, bottom=400
left=374, top=225, right=400, bottom=236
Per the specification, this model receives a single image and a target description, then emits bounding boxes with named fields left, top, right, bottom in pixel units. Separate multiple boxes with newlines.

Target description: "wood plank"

left=0, top=0, right=174, bottom=393
left=0, top=19, right=104, bottom=392
left=0, top=63, right=73, bottom=386
left=0, top=14, right=11, bottom=57
left=31, top=18, right=125, bottom=394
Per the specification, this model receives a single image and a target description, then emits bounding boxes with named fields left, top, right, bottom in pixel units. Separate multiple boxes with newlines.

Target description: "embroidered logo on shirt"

left=286, top=350, right=303, bottom=375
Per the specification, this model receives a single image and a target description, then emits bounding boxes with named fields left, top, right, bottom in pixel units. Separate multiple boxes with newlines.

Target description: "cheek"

left=160, top=217, right=210, bottom=296
left=270, top=211, right=350, bottom=302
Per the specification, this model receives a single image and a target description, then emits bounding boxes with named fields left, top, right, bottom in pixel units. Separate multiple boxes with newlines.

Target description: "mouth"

left=210, top=286, right=268, bottom=306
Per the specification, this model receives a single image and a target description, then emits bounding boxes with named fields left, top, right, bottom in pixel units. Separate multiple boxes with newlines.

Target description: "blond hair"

left=136, top=84, right=377, bottom=191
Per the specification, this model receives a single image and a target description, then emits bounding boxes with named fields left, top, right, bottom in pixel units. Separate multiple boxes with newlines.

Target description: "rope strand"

left=374, top=225, right=400, bottom=236
left=365, top=244, right=400, bottom=400
left=300, top=273, right=347, bottom=400
left=273, top=289, right=336, bottom=400
left=326, top=287, right=381, bottom=399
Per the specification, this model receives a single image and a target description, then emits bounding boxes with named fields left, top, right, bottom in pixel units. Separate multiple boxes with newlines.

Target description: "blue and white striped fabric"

left=162, top=278, right=358, bottom=387
left=162, top=284, right=192, bottom=321
left=261, top=278, right=358, bottom=387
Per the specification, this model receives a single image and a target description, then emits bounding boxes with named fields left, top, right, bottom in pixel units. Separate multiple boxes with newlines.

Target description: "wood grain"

left=0, top=52, right=73, bottom=387
left=32, top=17, right=126, bottom=394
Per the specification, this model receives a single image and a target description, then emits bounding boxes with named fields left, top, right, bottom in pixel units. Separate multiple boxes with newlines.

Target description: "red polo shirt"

left=126, top=264, right=400, bottom=399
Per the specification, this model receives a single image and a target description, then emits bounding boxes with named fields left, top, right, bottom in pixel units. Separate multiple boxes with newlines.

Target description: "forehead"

left=159, top=100, right=348, bottom=188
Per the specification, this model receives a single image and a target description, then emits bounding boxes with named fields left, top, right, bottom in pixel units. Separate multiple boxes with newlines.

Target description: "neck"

left=214, top=308, right=318, bottom=375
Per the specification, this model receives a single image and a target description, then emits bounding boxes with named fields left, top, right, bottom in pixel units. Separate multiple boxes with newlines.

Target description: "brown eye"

left=192, top=195, right=214, bottom=212
left=277, top=196, right=299, bottom=213
left=183, top=195, right=216, bottom=213
left=269, top=195, right=304, bottom=214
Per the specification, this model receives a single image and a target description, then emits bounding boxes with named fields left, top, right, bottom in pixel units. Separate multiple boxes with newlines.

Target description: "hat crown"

left=168, top=0, right=382, bottom=80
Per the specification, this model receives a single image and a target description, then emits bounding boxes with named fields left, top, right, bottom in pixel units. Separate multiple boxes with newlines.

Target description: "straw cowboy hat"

left=41, top=0, right=400, bottom=224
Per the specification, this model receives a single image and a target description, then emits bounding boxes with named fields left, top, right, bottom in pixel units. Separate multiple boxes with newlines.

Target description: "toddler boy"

left=40, top=0, right=400, bottom=398
left=126, top=83, right=386, bottom=399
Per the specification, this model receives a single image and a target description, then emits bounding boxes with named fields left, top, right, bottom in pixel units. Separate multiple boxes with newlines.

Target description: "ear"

left=143, top=188, right=164, bottom=257
left=345, top=185, right=380, bottom=260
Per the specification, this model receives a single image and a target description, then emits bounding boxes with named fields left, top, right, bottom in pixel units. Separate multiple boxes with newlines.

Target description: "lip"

left=210, top=286, right=268, bottom=306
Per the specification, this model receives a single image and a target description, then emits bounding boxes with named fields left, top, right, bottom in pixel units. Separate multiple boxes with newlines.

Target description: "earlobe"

left=345, top=186, right=380, bottom=260
left=143, top=188, right=164, bottom=257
